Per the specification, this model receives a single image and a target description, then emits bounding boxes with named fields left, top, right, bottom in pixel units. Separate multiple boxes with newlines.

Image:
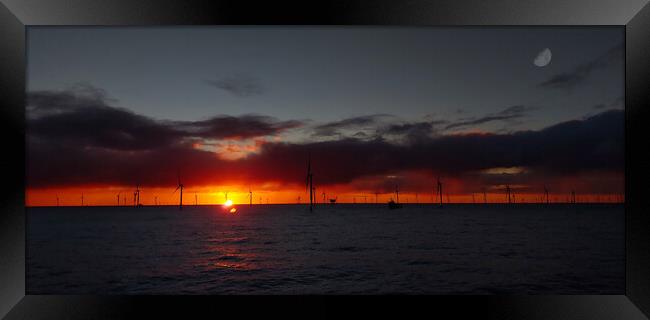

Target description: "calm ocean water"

left=27, top=204, right=624, bottom=294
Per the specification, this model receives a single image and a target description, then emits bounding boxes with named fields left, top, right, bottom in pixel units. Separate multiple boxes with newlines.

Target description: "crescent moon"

left=534, top=48, right=552, bottom=67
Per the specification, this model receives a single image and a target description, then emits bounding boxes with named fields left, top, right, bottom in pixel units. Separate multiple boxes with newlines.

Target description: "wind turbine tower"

left=134, top=184, right=141, bottom=207
left=173, top=171, right=184, bottom=210
left=436, top=177, right=443, bottom=207
left=306, top=153, right=314, bottom=212
left=544, top=185, right=550, bottom=204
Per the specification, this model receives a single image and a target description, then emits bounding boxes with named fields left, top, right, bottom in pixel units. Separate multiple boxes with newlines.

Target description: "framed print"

left=1, top=0, right=649, bottom=319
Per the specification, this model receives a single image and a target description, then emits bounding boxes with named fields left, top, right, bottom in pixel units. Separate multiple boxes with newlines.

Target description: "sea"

left=26, top=204, right=624, bottom=294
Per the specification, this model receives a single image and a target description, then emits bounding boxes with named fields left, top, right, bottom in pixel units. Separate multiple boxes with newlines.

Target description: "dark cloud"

left=593, top=96, right=624, bottom=110
left=27, top=88, right=302, bottom=153
left=28, top=91, right=182, bottom=151
left=311, top=114, right=391, bottom=137
left=539, top=44, right=623, bottom=90
left=380, top=121, right=444, bottom=143
left=265, top=107, right=621, bottom=188
left=27, top=88, right=624, bottom=191
left=204, top=75, right=264, bottom=97
left=445, top=105, right=534, bottom=130
left=178, top=115, right=302, bottom=140
left=383, top=122, right=434, bottom=136
left=312, top=115, right=448, bottom=144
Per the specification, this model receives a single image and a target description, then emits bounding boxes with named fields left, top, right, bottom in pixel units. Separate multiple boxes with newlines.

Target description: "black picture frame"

left=1, top=1, right=649, bottom=319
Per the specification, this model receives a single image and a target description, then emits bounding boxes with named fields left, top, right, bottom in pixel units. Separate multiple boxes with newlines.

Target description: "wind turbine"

left=506, top=185, right=512, bottom=204
left=306, top=153, right=313, bottom=212
left=117, top=192, right=120, bottom=206
left=173, top=171, right=184, bottom=210
left=136, top=185, right=140, bottom=207
left=249, top=187, right=253, bottom=207
left=571, top=190, right=576, bottom=204
left=81, top=193, right=84, bottom=207
left=436, top=177, right=443, bottom=207
left=544, top=185, right=550, bottom=204
left=56, top=194, right=59, bottom=207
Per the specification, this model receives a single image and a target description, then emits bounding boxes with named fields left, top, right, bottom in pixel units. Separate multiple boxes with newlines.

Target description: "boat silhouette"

left=388, top=185, right=403, bottom=209
left=388, top=199, right=403, bottom=209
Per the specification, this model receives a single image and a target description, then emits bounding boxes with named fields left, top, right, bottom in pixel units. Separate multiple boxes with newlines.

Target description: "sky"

left=25, top=27, right=625, bottom=206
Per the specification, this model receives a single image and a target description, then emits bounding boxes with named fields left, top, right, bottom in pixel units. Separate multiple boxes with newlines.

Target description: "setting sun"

left=224, top=199, right=233, bottom=207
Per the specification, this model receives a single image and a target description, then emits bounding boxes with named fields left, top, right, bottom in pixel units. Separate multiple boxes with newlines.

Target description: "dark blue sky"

left=27, top=27, right=623, bottom=138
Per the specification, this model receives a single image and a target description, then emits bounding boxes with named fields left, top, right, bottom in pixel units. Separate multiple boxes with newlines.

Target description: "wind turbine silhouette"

left=136, top=185, right=140, bottom=207
left=117, top=192, right=120, bottom=206
left=544, top=185, right=550, bottom=204
left=172, top=171, right=184, bottom=210
left=249, top=187, right=253, bottom=207
left=571, top=190, right=577, bottom=204
left=436, top=177, right=443, bottom=207
left=133, top=184, right=141, bottom=207
left=306, top=153, right=313, bottom=212
left=56, top=194, right=59, bottom=207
